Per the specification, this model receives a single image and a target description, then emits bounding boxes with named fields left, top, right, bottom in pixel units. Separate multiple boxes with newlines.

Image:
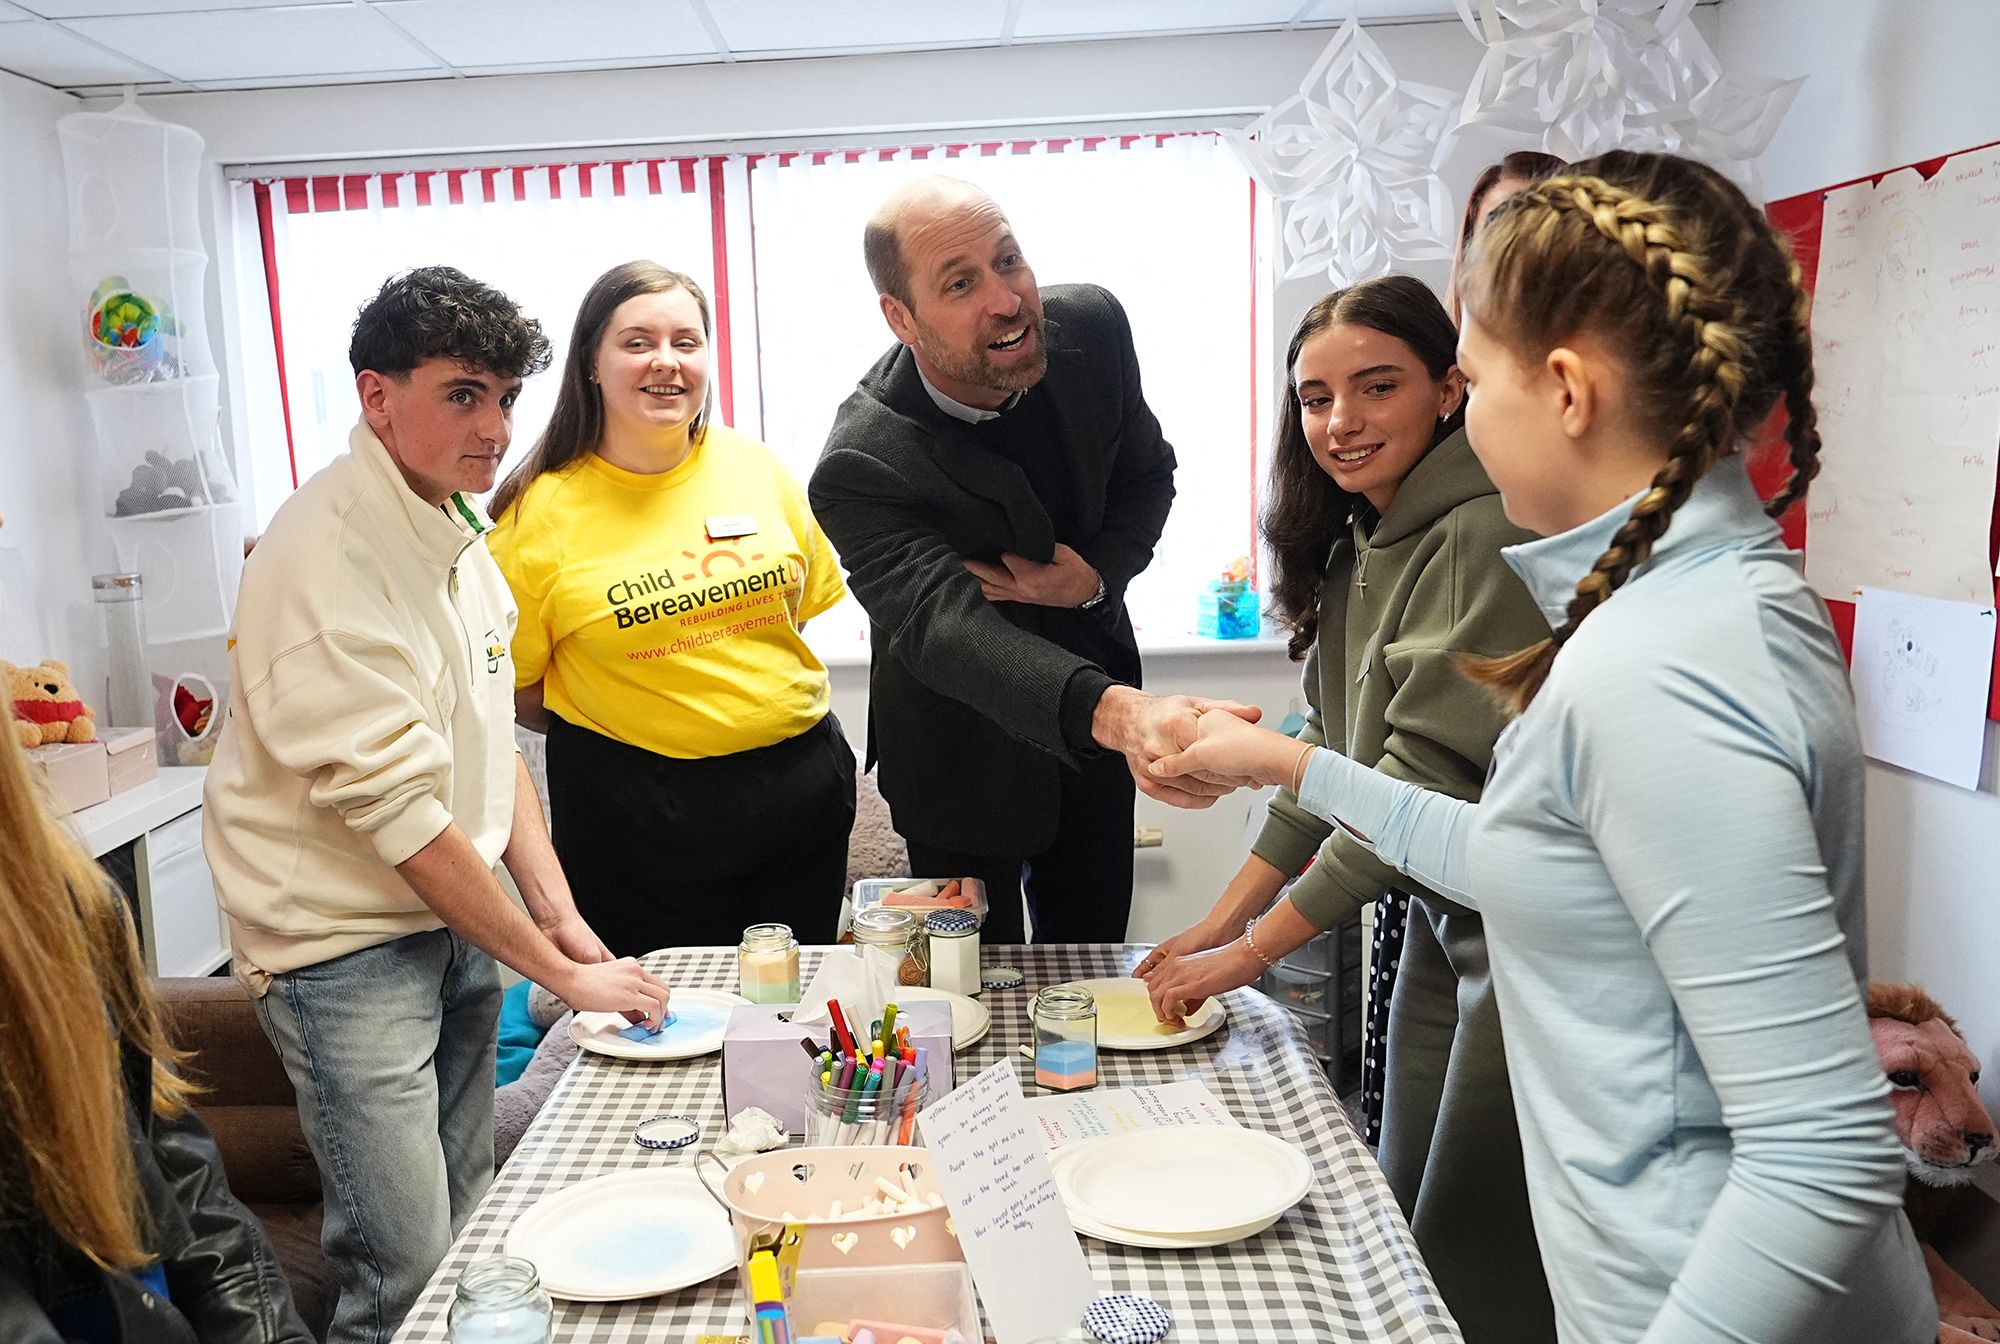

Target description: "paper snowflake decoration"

left=1226, top=18, right=1459, bottom=285
left=1450, top=0, right=1802, bottom=191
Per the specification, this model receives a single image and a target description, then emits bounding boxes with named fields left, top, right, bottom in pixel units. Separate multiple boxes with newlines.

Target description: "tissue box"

left=101, top=727, right=158, bottom=795
left=722, top=1001, right=954, bottom=1136
left=27, top=740, right=110, bottom=812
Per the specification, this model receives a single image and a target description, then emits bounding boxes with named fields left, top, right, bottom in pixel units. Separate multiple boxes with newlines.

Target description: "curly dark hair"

left=347, top=265, right=552, bottom=380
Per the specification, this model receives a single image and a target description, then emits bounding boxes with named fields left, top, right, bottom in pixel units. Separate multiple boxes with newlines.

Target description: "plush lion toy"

left=5, top=659, right=97, bottom=748
left=1869, top=982, right=2000, bottom=1342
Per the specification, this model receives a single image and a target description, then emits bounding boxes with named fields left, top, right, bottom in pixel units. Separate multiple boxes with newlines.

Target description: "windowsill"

left=814, top=631, right=1293, bottom=671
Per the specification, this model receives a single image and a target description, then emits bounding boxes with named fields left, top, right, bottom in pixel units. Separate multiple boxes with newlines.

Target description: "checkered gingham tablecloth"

left=392, top=944, right=1462, bottom=1343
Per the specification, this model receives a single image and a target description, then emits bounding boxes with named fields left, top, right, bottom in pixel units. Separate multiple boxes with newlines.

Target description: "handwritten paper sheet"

left=1025, top=1081, right=1241, bottom=1154
left=1805, top=148, right=2000, bottom=604
left=917, top=1060, right=1095, bottom=1344
left=1851, top=587, right=1997, bottom=789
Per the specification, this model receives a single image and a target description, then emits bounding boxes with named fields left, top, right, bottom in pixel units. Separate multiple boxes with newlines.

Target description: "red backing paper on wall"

left=1749, top=139, right=2000, bottom=720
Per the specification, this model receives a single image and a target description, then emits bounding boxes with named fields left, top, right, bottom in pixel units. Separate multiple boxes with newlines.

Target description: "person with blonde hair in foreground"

left=0, top=726, right=312, bottom=1342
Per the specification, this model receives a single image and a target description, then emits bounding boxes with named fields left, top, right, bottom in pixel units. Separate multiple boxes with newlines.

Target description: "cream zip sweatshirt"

left=203, top=422, right=520, bottom=992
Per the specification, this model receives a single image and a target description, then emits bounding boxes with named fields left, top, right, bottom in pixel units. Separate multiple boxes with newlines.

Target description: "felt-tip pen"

left=747, top=1249, right=792, bottom=1344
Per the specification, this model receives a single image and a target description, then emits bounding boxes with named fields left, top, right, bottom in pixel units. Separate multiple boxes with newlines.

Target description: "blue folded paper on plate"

left=617, top=1012, right=678, bottom=1043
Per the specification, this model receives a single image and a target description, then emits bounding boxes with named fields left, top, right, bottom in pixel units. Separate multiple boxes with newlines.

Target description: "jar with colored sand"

left=1032, top=986, right=1098, bottom=1093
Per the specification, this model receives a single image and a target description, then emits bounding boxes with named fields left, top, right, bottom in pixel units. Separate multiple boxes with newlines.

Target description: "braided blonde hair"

left=1457, top=150, right=1821, bottom=713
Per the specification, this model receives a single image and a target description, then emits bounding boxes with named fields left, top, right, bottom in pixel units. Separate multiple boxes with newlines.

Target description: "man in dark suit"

left=810, top=177, right=1256, bottom=945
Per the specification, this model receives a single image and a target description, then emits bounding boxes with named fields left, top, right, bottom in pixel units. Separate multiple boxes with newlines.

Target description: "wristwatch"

left=1079, top=574, right=1108, bottom=610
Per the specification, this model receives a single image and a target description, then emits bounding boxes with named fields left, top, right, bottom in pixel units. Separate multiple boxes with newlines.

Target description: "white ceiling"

left=0, top=0, right=1464, bottom=96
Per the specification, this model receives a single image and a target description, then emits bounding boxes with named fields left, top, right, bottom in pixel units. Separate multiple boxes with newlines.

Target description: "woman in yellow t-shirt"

left=489, top=260, right=853, bottom=955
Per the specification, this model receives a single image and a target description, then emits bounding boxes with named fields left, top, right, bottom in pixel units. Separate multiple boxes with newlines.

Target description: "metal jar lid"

left=924, top=909, right=979, bottom=937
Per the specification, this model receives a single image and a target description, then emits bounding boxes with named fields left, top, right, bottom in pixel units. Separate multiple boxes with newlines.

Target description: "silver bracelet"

left=1243, top=919, right=1279, bottom=970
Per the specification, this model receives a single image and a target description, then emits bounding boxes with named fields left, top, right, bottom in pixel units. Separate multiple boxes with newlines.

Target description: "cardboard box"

left=101, top=727, right=158, bottom=795
left=722, top=1001, right=954, bottom=1136
left=27, top=740, right=109, bottom=812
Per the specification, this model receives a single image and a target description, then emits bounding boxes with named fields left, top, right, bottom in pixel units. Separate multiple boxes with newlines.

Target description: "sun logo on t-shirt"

left=681, top=546, right=765, bottom=581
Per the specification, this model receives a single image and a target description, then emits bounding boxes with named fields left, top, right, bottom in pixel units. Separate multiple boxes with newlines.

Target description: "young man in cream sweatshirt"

left=203, top=267, right=673, bottom=1344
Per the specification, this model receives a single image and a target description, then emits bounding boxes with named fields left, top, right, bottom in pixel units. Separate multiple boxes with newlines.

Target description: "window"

left=242, top=133, right=1259, bottom=651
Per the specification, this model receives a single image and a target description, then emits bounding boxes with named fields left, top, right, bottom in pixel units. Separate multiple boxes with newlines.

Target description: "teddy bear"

left=1868, top=981, right=2000, bottom=1343
left=5, top=659, right=97, bottom=748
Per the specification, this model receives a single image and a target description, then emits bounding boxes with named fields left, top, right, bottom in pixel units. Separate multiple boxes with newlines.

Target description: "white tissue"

left=791, top=944, right=900, bottom=1039
left=714, top=1107, right=788, bottom=1156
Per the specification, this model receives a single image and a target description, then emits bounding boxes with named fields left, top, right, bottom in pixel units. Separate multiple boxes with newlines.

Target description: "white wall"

left=0, top=70, right=109, bottom=709
left=1717, top=0, right=2000, bottom=1153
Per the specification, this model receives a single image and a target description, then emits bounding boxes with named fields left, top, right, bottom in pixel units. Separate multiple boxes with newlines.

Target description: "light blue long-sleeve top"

left=1296, top=455, right=1934, bottom=1344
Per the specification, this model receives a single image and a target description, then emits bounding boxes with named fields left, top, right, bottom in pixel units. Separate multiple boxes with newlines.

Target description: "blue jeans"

left=254, top=928, right=500, bottom=1344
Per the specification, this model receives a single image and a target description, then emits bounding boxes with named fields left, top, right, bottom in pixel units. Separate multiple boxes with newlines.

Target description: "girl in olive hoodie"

left=1141, top=275, right=1554, bottom=1344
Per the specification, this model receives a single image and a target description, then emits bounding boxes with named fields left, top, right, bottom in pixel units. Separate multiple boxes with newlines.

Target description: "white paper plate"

left=1052, top=1128, right=1311, bottom=1237
left=1025, top=977, right=1226, bottom=1051
left=504, top=1168, right=737, bottom=1300
left=1062, top=1196, right=1286, bottom=1250
left=570, top=987, right=747, bottom=1060
left=895, top=986, right=991, bottom=1050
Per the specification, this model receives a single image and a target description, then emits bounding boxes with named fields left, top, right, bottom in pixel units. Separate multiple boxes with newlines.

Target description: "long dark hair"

left=1263, top=275, right=1464, bottom=660
left=490, top=259, right=713, bottom=519
left=1447, top=151, right=1567, bottom=321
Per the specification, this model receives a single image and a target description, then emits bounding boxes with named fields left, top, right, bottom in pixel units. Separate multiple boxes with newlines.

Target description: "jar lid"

left=1085, top=1291, right=1173, bottom=1343
left=850, top=906, right=918, bottom=946
left=981, top=965, right=1024, bottom=990
left=924, top=909, right=979, bottom=935
left=740, top=921, right=795, bottom=950
left=632, top=1114, right=700, bottom=1150
left=91, top=572, right=142, bottom=594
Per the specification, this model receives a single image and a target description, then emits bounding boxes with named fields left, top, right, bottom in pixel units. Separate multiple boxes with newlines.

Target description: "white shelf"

left=72, top=765, right=206, bottom=858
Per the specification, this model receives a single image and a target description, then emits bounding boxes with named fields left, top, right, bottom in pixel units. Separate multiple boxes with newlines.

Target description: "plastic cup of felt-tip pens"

left=805, top=1002, right=929, bottom=1146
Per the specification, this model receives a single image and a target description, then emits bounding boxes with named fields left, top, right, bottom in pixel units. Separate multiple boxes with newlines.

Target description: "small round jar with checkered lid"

left=922, top=908, right=982, bottom=996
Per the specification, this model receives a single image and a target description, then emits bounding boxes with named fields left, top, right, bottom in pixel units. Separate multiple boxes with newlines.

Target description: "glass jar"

left=447, top=1256, right=552, bottom=1344
left=923, top=909, right=982, bottom=997
left=1032, top=986, right=1098, bottom=1093
left=92, top=572, right=150, bottom=730
left=850, top=905, right=922, bottom=990
left=737, top=921, right=800, bottom=1004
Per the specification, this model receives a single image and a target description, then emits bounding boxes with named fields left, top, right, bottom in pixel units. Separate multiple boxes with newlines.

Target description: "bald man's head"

left=863, top=177, right=1001, bottom=307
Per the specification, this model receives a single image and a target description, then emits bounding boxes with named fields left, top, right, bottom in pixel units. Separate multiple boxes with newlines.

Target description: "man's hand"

left=538, top=911, right=614, bottom=965
left=551, top=958, right=674, bottom=1031
left=1092, top=686, right=1263, bottom=808
left=962, top=544, right=1100, bottom=607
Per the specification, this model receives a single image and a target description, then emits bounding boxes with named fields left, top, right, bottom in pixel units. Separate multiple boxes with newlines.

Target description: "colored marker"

left=827, top=999, right=855, bottom=1058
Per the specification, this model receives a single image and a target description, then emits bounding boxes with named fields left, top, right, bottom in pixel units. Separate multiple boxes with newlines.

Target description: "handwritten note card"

left=1852, top=587, right=1997, bottom=788
left=1025, top=1081, right=1241, bottom=1154
left=1806, top=148, right=2000, bottom=604
left=917, top=1060, right=1095, bottom=1344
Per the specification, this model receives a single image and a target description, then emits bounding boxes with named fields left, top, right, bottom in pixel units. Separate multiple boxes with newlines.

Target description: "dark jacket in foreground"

left=0, top=1034, right=312, bottom=1344
left=810, top=283, right=1175, bottom=855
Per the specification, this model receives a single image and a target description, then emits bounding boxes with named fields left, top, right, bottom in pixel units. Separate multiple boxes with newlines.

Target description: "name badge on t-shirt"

left=705, top=513, right=757, bottom=541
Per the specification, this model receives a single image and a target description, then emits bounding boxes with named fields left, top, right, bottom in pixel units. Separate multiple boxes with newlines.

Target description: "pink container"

left=701, top=1145, right=961, bottom=1270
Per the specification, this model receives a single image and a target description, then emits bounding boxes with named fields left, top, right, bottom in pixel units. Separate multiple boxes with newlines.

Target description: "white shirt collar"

left=916, top=364, right=1020, bottom=424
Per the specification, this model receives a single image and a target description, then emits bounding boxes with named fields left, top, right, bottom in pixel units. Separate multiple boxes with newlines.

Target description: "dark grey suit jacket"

left=810, top=284, right=1176, bottom=855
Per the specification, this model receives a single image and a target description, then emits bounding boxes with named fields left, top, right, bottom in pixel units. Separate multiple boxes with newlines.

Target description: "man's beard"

left=914, top=310, right=1048, bottom=395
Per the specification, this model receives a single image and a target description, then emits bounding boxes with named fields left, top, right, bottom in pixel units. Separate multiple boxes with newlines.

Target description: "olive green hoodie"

left=1251, top=427, right=1548, bottom=927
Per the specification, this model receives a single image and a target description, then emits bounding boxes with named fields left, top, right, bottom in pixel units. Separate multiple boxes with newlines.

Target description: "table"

left=392, top=945, right=1463, bottom=1343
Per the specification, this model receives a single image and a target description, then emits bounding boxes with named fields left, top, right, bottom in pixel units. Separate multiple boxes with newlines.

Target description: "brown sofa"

left=156, top=977, right=333, bottom=1340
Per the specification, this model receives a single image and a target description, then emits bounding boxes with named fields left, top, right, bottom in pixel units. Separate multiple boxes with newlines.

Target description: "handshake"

left=1090, top=685, right=1306, bottom=809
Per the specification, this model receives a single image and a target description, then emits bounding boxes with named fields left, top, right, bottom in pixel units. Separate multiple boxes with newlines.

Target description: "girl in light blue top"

left=1154, top=150, right=1935, bottom=1344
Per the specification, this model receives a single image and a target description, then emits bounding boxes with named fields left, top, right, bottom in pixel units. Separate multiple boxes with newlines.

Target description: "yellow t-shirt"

left=489, top=426, right=845, bottom=759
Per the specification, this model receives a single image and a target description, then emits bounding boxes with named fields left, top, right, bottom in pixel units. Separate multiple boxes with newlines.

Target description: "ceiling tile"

left=62, top=3, right=438, bottom=81
left=710, top=0, right=1009, bottom=54
left=0, top=1, right=32, bottom=20
left=375, top=0, right=713, bottom=66
left=1015, top=0, right=1302, bottom=39
left=16, top=0, right=290, bottom=14
left=1298, top=0, right=1463, bottom=20
left=0, top=21, right=163, bottom=84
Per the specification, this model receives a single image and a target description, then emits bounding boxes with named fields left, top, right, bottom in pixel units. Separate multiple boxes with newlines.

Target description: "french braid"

left=1458, top=152, right=1809, bottom=713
